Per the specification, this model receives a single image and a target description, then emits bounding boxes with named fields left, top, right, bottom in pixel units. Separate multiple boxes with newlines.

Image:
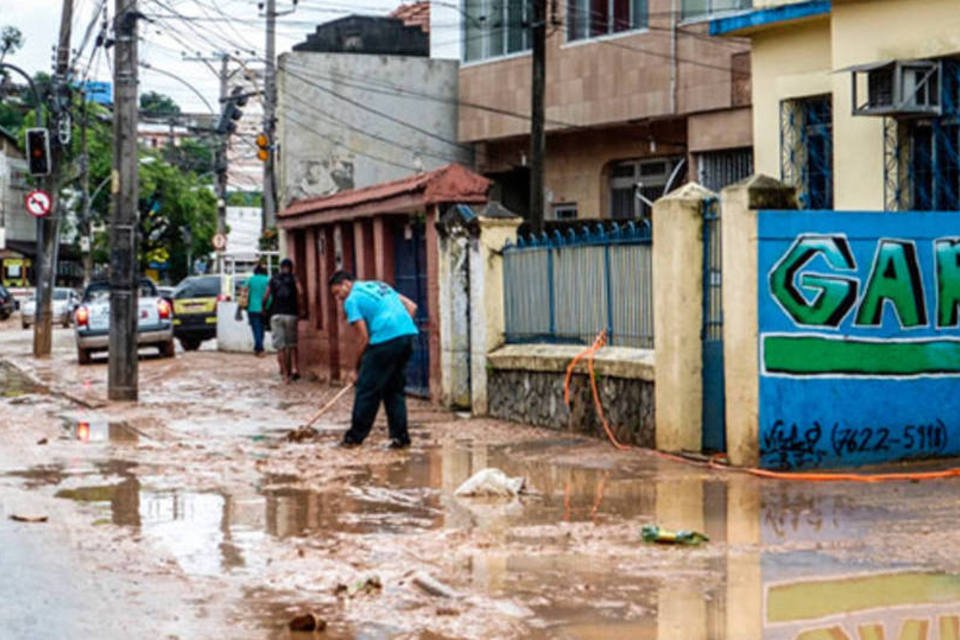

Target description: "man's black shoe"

left=337, top=439, right=361, bottom=449
left=387, top=439, right=411, bottom=450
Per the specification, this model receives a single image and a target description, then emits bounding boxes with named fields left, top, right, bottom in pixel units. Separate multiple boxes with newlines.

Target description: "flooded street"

left=2, top=322, right=960, bottom=639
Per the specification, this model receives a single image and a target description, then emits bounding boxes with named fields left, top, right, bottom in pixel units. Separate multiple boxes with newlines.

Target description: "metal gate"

left=393, top=221, right=430, bottom=397
left=701, top=198, right=726, bottom=451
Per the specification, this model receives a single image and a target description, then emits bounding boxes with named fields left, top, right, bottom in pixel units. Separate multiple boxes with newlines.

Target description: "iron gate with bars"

left=701, top=198, right=725, bottom=452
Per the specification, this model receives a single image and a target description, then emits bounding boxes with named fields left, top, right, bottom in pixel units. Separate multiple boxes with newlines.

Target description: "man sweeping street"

left=328, top=271, right=419, bottom=449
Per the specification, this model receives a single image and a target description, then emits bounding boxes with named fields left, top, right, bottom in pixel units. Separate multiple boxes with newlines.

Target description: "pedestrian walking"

left=263, top=258, right=304, bottom=383
left=328, top=270, right=419, bottom=449
left=245, top=264, right=270, bottom=357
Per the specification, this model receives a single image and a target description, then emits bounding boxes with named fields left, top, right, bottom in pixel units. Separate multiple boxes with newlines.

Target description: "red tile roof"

left=390, top=2, right=430, bottom=33
left=279, top=164, right=490, bottom=227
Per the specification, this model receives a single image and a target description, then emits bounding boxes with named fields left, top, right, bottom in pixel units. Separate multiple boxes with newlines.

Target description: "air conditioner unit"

left=849, top=59, right=941, bottom=117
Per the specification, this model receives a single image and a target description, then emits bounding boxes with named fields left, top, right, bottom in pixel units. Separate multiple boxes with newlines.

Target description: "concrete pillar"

left=372, top=216, right=394, bottom=284
left=470, top=216, right=522, bottom=415
left=720, top=175, right=797, bottom=467
left=652, top=182, right=716, bottom=453
left=438, top=228, right=471, bottom=409
left=426, top=207, right=442, bottom=402
left=304, top=228, right=318, bottom=326
left=353, top=220, right=370, bottom=280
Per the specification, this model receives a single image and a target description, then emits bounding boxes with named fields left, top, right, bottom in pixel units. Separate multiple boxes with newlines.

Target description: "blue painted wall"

left=758, top=210, right=960, bottom=469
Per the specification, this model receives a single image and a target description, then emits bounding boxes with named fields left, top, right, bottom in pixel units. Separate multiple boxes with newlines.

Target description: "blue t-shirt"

left=343, top=281, right=418, bottom=345
left=246, top=273, right=270, bottom=313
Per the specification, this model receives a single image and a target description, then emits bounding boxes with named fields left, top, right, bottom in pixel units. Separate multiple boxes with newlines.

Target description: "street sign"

left=24, top=189, right=52, bottom=218
left=212, top=232, right=227, bottom=252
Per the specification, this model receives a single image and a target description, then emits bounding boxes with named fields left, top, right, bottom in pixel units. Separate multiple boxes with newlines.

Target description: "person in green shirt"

left=245, top=264, right=270, bottom=356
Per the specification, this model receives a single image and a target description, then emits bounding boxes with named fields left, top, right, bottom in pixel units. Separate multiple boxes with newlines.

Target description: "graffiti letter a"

left=770, top=235, right=859, bottom=327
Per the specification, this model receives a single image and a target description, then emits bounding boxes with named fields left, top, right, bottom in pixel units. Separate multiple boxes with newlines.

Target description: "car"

left=0, top=284, right=13, bottom=320
left=74, top=278, right=175, bottom=365
left=21, top=288, right=81, bottom=329
left=171, top=275, right=223, bottom=351
left=157, top=286, right=176, bottom=310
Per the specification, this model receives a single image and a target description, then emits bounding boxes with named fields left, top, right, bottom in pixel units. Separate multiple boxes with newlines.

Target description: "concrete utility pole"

left=33, top=0, right=74, bottom=357
left=262, top=0, right=277, bottom=232
left=80, top=91, right=92, bottom=287
left=529, top=0, right=547, bottom=235
left=109, top=0, right=140, bottom=401
left=216, top=53, right=229, bottom=274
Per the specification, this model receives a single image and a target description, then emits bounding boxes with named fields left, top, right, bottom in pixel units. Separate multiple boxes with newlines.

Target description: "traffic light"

left=25, top=128, right=52, bottom=176
left=216, top=87, right=247, bottom=135
left=256, top=132, right=270, bottom=162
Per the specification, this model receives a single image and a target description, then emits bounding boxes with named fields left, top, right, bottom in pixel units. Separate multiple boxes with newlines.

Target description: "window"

left=463, top=0, right=531, bottom=63
left=567, top=0, right=647, bottom=42
left=884, top=58, right=960, bottom=211
left=609, top=157, right=683, bottom=220
left=551, top=203, right=578, bottom=220
left=780, top=95, right=833, bottom=210
left=681, top=0, right=752, bottom=21
left=696, top=148, right=753, bottom=193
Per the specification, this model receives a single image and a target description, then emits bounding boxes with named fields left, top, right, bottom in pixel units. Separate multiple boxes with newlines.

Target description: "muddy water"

left=5, top=430, right=957, bottom=639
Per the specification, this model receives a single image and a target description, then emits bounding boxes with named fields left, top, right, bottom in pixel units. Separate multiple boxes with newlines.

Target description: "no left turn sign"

left=24, top=189, right=52, bottom=218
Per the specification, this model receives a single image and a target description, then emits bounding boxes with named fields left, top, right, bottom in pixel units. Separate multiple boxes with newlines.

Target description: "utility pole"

left=109, top=0, right=140, bottom=401
left=529, top=0, right=547, bottom=235
left=262, top=0, right=278, bottom=232
left=80, top=91, right=92, bottom=287
left=33, top=0, right=74, bottom=357
left=216, top=54, right=229, bottom=274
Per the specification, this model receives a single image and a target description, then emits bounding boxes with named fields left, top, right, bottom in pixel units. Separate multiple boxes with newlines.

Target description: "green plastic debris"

left=641, top=524, right=709, bottom=545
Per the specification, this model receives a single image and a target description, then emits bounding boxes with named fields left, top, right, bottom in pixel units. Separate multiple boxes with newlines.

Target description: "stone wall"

left=486, top=345, right=655, bottom=448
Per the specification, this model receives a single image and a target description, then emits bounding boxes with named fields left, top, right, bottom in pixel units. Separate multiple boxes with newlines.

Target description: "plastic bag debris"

left=641, top=524, right=709, bottom=545
left=454, top=468, right=526, bottom=497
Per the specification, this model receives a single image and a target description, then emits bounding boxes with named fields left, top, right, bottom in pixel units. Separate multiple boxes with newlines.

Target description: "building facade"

left=457, top=0, right=755, bottom=221
left=0, top=128, right=35, bottom=287
left=712, top=0, right=960, bottom=212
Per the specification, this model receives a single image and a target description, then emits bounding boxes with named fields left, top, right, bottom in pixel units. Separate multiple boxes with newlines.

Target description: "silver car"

left=74, top=278, right=175, bottom=365
left=21, top=288, right=80, bottom=329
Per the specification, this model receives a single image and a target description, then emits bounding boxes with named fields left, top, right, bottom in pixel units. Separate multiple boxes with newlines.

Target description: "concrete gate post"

left=720, top=175, right=797, bottom=467
left=652, top=182, right=717, bottom=453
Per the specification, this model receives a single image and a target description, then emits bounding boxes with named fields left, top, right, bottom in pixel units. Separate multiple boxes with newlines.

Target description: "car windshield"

left=175, top=277, right=220, bottom=299
left=53, top=289, right=71, bottom=300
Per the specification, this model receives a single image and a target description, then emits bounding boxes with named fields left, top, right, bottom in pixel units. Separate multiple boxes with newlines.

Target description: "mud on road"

left=2, top=322, right=960, bottom=639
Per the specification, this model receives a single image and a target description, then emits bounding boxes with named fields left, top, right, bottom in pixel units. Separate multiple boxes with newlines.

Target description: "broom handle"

left=303, top=383, right=354, bottom=428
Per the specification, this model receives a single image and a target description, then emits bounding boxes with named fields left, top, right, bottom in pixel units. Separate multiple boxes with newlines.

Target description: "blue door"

left=701, top=199, right=726, bottom=452
left=393, top=222, right=430, bottom=397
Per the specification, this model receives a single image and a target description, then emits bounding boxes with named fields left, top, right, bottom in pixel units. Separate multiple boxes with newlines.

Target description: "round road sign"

left=24, top=189, right=52, bottom=218
left=212, top=232, right=227, bottom=252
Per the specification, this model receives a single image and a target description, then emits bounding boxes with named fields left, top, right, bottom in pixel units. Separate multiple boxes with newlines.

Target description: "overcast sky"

left=3, top=0, right=431, bottom=114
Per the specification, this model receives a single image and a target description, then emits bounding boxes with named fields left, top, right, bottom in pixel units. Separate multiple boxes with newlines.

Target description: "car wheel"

left=77, top=347, right=91, bottom=365
left=0, top=311, right=9, bottom=321
left=160, top=339, right=176, bottom=358
left=62, top=316, right=71, bottom=328
left=179, top=338, right=201, bottom=351
left=21, top=320, right=28, bottom=330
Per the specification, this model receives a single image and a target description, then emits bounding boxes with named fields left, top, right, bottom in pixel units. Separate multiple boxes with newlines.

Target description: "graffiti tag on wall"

left=758, top=211, right=960, bottom=469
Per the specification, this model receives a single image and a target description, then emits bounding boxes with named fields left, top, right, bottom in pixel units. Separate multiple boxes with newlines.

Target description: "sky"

left=2, top=0, right=429, bottom=114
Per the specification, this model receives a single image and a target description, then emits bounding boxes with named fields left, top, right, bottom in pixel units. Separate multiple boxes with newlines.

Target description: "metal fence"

left=503, top=221, right=653, bottom=348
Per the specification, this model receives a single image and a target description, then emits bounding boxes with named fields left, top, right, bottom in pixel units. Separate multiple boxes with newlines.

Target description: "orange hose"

left=563, top=331, right=960, bottom=483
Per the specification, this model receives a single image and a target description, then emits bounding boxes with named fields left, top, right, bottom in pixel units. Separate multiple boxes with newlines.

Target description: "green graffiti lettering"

left=769, top=235, right=858, bottom=327
left=855, top=240, right=927, bottom=327
left=936, top=238, right=960, bottom=328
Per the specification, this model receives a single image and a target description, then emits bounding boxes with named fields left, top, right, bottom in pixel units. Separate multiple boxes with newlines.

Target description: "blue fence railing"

left=503, top=221, right=653, bottom=349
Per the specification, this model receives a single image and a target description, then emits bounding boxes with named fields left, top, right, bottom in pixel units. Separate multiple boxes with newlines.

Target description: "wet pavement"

left=2, top=320, right=960, bottom=639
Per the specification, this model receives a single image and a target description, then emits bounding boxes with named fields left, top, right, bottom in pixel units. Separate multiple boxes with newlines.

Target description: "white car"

left=73, top=278, right=175, bottom=365
left=21, top=288, right=80, bottom=329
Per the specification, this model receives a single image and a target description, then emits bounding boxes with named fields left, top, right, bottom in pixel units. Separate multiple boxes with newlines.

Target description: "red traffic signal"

left=25, top=128, right=51, bottom=176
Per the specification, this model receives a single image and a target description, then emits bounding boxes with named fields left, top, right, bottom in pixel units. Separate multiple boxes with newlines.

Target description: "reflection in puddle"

left=63, top=418, right=140, bottom=443
left=17, top=437, right=960, bottom=638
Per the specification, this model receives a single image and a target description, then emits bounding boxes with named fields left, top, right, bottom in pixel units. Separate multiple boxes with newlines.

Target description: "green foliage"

left=227, top=190, right=262, bottom=207
left=0, top=26, right=23, bottom=62
left=259, top=226, right=279, bottom=252
left=169, top=136, right=217, bottom=178
left=139, top=91, right=181, bottom=118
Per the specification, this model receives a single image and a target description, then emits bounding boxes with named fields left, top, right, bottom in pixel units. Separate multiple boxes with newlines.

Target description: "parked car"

left=0, top=284, right=14, bottom=320
left=74, top=278, right=174, bottom=365
left=21, top=288, right=81, bottom=329
left=172, top=275, right=223, bottom=351
left=157, top=286, right=176, bottom=310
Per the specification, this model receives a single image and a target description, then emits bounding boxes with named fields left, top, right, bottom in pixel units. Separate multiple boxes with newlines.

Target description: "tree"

left=170, top=136, right=216, bottom=177
left=139, top=91, right=181, bottom=118
left=0, top=26, right=23, bottom=63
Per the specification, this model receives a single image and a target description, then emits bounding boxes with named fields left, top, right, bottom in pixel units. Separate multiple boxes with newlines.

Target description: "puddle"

left=62, top=417, right=140, bottom=443
left=0, top=362, right=43, bottom=398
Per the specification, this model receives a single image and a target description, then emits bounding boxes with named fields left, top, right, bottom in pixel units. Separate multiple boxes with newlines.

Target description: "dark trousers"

left=248, top=312, right=265, bottom=353
left=343, top=335, right=414, bottom=445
